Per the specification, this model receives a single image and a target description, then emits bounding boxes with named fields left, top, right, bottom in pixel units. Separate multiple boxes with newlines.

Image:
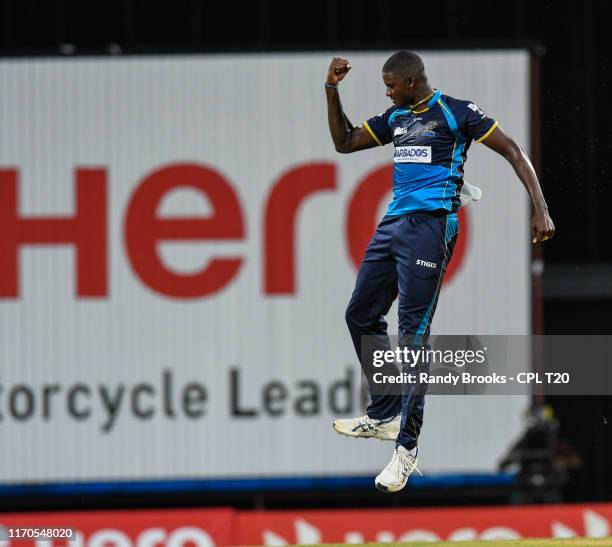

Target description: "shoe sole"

left=332, top=421, right=398, bottom=441
left=375, top=478, right=408, bottom=493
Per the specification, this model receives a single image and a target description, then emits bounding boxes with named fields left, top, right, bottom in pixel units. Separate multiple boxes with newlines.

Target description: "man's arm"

left=482, top=126, right=555, bottom=243
left=326, top=57, right=379, bottom=154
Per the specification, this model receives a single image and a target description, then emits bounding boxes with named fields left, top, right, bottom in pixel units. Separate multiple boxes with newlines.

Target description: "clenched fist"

left=531, top=210, right=555, bottom=243
left=326, top=57, right=352, bottom=85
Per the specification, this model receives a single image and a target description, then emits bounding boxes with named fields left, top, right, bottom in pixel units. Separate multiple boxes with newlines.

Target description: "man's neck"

left=410, top=86, right=435, bottom=109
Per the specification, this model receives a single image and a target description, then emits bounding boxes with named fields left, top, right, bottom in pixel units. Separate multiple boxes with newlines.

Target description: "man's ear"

left=405, top=76, right=415, bottom=88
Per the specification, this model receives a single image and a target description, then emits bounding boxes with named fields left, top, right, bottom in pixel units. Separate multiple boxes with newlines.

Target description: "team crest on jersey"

left=421, top=120, right=438, bottom=137
left=394, top=126, right=407, bottom=136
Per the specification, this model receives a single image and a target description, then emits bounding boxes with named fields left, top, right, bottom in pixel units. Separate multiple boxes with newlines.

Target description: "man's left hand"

left=532, top=211, right=555, bottom=243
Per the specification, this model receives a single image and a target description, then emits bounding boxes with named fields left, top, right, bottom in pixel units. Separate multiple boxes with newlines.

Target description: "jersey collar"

left=411, top=89, right=442, bottom=114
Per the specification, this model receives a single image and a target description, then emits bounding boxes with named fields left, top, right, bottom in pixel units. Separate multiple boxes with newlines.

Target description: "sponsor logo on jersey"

left=416, top=259, right=437, bottom=269
left=393, top=146, right=432, bottom=164
left=394, top=126, right=407, bottom=136
left=468, top=103, right=485, bottom=116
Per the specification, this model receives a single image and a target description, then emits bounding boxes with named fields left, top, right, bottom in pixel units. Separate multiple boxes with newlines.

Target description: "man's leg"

left=345, top=216, right=401, bottom=420
left=375, top=212, right=459, bottom=492
left=394, top=212, right=459, bottom=450
left=346, top=260, right=400, bottom=420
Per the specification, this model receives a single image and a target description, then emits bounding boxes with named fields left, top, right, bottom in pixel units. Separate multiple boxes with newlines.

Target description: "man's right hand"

left=327, top=57, right=351, bottom=85
left=325, top=57, right=378, bottom=153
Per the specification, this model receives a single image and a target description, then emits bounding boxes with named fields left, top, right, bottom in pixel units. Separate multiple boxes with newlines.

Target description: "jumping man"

left=326, top=51, right=555, bottom=492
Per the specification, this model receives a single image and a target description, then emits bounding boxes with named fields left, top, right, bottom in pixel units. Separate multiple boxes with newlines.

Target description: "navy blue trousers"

left=345, top=211, right=458, bottom=450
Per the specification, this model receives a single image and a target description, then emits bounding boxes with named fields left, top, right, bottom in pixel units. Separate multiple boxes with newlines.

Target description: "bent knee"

left=345, top=302, right=378, bottom=330
left=345, top=304, right=359, bottom=328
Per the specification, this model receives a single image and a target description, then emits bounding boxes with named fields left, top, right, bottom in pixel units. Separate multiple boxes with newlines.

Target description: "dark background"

left=0, top=0, right=610, bottom=506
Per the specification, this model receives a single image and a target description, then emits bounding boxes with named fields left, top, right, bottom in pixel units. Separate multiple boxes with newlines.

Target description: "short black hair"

left=382, top=51, right=425, bottom=78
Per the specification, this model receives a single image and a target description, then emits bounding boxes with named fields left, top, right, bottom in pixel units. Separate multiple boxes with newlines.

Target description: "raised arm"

left=482, top=126, right=555, bottom=244
left=325, top=57, right=379, bottom=154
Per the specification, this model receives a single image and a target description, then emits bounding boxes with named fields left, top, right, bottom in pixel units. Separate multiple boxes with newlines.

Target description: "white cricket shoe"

left=333, top=414, right=400, bottom=441
left=375, top=445, right=421, bottom=493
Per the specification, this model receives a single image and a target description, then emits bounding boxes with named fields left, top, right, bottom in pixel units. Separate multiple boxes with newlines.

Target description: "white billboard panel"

left=0, top=51, right=530, bottom=483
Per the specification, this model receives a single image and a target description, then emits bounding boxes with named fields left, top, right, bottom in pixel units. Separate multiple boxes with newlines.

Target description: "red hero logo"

left=0, top=162, right=467, bottom=299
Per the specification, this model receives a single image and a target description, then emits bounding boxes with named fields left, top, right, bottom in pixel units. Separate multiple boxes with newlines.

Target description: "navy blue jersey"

left=363, top=89, right=498, bottom=215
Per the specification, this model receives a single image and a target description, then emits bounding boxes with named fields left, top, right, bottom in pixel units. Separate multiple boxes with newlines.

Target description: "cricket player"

left=326, top=51, right=555, bottom=492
